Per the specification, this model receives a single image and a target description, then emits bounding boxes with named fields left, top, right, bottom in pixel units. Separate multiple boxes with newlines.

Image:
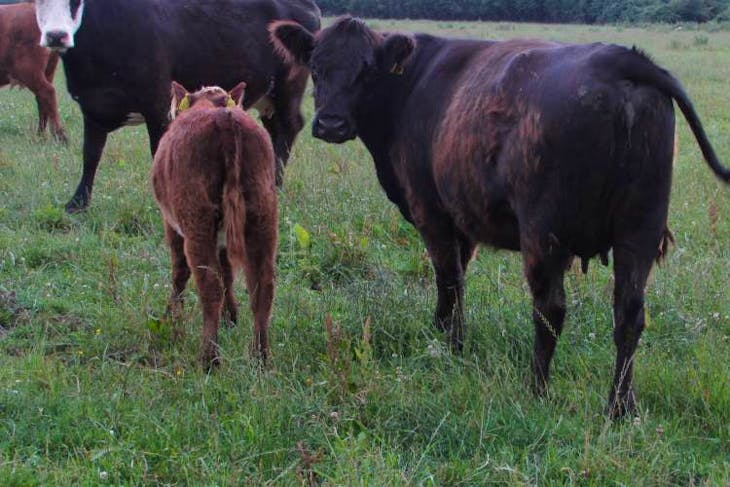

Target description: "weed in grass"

left=693, top=34, right=710, bottom=46
left=669, top=38, right=684, bottom=49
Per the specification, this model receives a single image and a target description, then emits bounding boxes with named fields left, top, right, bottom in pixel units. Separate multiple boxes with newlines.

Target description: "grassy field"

left=1, top=19, right=729, bottom=485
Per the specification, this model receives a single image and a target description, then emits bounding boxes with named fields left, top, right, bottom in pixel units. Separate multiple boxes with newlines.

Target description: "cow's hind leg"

left=261, top=67, right=308, bottom=186
left=66, top=116, right=108, bottom=212
left=523, top=239, right=570, bottom=395
left=30, top=77, right=66, bottom=144
left=15, top=58, right=66, bottom=144
left=185, top=232, right=224, bottom=369
left=219, top=248, right=238, bottom=327
left=608, top=243, right=655, bottom=418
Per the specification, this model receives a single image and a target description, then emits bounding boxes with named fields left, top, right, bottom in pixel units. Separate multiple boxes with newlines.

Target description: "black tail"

left=614, top=47, right=730, bottom=183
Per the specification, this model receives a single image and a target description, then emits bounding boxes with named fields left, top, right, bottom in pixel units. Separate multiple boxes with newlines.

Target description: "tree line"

left=316, top=0, right=730, bottom=23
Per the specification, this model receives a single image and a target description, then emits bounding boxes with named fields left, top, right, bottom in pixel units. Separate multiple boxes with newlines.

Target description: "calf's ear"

left=228, top=82, right=246, bottom=108
left=378, top=33, right=416, bottom=75
left=170, top=81, right=190, bottom=119
left=269, top=21, right=315, bottom=65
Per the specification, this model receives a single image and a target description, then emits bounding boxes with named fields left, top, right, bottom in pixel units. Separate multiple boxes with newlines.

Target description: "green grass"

left=1, top=20, right=729, bottom=485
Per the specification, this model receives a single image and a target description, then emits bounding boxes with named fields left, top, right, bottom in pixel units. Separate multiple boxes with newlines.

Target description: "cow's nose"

left=316, top=115, right=347, bottom=132
left=45, top=30, right=70, bottom=47
left=313, top=115, right=351, bottom=141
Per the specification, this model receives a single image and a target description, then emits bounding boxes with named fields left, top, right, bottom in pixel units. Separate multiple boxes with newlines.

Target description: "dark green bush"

left=317, top=0, right=730, bottom=23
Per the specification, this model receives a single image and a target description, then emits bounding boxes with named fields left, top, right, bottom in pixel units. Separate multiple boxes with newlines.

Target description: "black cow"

left=271, top=17, right=730, bottom=417
left=34, top=0, right=320, bottom=212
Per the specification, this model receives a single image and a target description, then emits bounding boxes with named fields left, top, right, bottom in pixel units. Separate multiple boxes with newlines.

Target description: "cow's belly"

left=451, top=197, right=521, bottom=251
left=433, top=165, right=521, bottom=250
left=69, top=83, right=138, bottom=131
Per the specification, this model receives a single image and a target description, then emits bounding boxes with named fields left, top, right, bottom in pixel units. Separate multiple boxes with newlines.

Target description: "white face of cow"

left=35, top=0, right=85, bottom=51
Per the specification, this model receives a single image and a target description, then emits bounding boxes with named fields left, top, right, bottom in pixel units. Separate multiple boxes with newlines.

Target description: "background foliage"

left=318, top=0, right=730, bottom=23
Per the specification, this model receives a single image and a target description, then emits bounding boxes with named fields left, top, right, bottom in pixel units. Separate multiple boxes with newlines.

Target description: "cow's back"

left=63, top=0, right=318, bottom=116
left=427, top=40, right=675, bottom=253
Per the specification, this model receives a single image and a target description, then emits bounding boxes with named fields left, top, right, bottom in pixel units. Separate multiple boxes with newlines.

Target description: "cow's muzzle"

left=43, top=30, right=72, bottom=50
left=312, top=115, right=356, bottom=143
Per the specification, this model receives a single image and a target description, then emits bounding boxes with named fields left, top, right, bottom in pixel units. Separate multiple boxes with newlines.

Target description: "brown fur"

left=0, top=3, right=66, bottom=143
left=152, top=83, right=278, bottom=367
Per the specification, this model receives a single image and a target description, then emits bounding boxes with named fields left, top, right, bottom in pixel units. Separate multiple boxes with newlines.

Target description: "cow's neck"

left=355, top=34, right=441, bottom=160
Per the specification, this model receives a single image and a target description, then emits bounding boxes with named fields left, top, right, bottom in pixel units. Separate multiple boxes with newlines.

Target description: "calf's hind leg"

left=219, top=248, right=238, bottom=327
left=242, top=209, right=278, bottom=362
left=164, top=224, right=190, bottom=323
left=185, top=233, right=225, bottom=369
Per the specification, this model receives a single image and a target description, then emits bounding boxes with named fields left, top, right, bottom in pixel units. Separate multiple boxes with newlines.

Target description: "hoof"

left=223, top=305, right=238, bottom=329
left=433, top=316, right=449, bottom=333
left=607, top=388, right=637, bottom=419
left=65, top=197, right=89, bottom=214
left=200, top=341, right=221, bottom=371
left=55, top=132, right=69, bottom=146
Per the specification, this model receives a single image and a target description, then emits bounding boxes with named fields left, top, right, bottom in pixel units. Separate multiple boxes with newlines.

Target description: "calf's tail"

left=220, top=112, right=248, bottom=271
left=614, top=47, right=730, bottom=183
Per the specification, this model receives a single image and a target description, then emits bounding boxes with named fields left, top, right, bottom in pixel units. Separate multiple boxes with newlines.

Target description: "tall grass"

left=1, top=21, right=728, bottom=485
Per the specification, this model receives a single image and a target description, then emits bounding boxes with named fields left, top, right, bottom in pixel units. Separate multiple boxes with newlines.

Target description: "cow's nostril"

left=45, top=30, right=69, bottom=46
left=317, top=115, right=346, bottom=131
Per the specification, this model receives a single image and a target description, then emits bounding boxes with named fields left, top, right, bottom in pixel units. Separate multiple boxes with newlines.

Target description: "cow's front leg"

left=420, top=223, right=467, bottom=352
left=522, top=245, right=569, bottom=396
left=145, top=113, right=169, bottom=156
left=66, top=116, right=108, bottom=212
left=260, top=68, right=308, bottom=187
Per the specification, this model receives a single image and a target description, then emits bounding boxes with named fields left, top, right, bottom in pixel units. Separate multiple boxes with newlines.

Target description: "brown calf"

left=152, top=82, right=278, bottom=367
left=0, top=2, right=66, bottom=143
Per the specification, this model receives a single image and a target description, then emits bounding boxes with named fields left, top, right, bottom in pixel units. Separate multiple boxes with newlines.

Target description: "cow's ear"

left=228, top=82, right=246, bottom=108
left=269, top=20, right=315, bottom=65
left=378, top=33, right=416, bottom=75
left=170, top=81, right=190, bottom=119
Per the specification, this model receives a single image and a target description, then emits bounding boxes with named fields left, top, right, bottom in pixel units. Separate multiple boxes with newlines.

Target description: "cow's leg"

left=164, top=223, right=190, bottom=322
left=35, top=95, right=49, bottom=135
left=608, top=244, right=655, bottom=418
left=66, top=116, right=108, bottom=212
left=144, top=114, right=168, bottom=156
left=242, top=204, right=277, bottom=363
left=185, top=234, right=224, bottom=369
left=219, top=248, right=238, bottom=327
left=23, top=71, right=67, bottom=144
left=261, top=67, right=308, bottom=186
left=459, top=234, right=477, bottom=272
left=523, top=245, right=570, bottom=395
left=419, top=221, right=466, bottom=352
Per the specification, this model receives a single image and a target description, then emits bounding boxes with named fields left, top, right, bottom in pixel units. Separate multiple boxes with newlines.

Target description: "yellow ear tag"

left=178, top=95, right=190, bottom=111
left=391, top=63, right=404, bottom=75
left=226, top=96, right=236, bottom=108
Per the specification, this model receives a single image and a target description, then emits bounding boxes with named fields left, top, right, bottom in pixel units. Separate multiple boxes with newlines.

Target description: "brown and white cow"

left=152, top=82, right=278, bottom=367
left=0, top=2, right=66, bottom=143
left=271, top=17, right=730, bottom=417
